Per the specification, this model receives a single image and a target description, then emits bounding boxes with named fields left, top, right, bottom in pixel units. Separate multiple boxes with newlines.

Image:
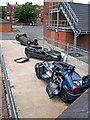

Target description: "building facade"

left=4, top=2, right=17, bottom=24
left=35, top=4, right=44, bottom=25
left=0, top=18, right=12, bottom=32
left=44, top=1, right=90, bottom=51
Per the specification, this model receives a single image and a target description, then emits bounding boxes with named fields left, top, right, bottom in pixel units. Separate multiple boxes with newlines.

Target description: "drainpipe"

left=73, top=32, right=77, bottom=55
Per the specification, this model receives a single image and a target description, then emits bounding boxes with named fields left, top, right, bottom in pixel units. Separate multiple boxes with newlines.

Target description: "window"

left=7, top=16, right=10, bottom=20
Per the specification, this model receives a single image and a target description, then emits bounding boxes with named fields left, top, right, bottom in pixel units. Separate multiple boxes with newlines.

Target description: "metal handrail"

left=65, top=2, right=78, bottom=24
left=49, top=1, right=78, bottom=25
left=47, top=20, right=69, bottom=27
left=0, top=48, right=19, bottom=120
left=61, top=0, right=78, bottom=25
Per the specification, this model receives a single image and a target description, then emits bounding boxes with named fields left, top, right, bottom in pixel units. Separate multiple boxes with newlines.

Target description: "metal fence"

left=47, top=20, right=70, bottom=28
left=43, top=37, right=88, bottom=62
left=0, top=48, right=19, bottom=120
left=39, top=37, right=89, bottom=74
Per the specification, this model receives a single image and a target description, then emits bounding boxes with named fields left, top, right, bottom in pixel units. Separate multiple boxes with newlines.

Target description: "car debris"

left=35, top=61, right=90, bottom=102
left=14, top=57, right=29, bottom=63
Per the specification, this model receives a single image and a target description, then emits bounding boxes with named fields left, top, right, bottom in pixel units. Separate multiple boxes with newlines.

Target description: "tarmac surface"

left=1, top=40, right=69, bottom=118
left=0, top=25, right=43, bottom=40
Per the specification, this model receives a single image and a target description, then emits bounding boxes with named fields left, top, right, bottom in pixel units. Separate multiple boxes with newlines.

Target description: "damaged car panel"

left=35, top=61, right=90, bottom=102
left=14, top=57, right=29, bottom=63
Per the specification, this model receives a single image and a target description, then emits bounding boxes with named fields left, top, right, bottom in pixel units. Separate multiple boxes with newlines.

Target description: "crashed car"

left=82, top=75, right=90, bottom=86
left=16, top=33, right=38, bottom=46
left=35, top=61, right=90, bottom=102
left=25, top=45, right=67, bottom=62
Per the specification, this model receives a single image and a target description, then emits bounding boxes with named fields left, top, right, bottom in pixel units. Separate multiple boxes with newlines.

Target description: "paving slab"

left=1, top=40, right=69, bottom=118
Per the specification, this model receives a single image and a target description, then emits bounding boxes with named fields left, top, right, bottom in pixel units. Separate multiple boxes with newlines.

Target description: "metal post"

left=57, top=11, right=59, bottom=28
left=73, top=33, right=77, bottom=55
left=88, top=51, right=90, bottom=75
left=67, top=43, right=69, bottom=57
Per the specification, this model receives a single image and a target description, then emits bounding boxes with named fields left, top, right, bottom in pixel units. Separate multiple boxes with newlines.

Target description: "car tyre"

left=60, top=89, right=69, bottom=103
left=26, top=53, right=31, bottom=58
left=20, top=42, right=23, bottom=45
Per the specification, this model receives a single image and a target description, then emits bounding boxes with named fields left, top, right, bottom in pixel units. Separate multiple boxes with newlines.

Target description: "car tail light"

left=70, top=88, right=80, bottom=92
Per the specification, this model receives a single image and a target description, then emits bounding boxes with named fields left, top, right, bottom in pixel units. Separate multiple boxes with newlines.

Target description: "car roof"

left=55, top=62, right=75, bottom=70
left=28, top=45, right=42, bottom=49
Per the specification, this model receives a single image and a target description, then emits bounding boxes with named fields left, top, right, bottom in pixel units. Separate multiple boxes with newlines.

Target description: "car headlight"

left=73, top=80, right=82, bottom=86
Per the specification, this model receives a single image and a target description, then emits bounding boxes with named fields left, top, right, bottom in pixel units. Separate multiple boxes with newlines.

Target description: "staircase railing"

left=61, top=1, right=78, bottom=24
left=47, top=20, right=70, bottom=27
left=60, top=0, right=79, bottom=33
left=48, top=0, right=79, bottom=34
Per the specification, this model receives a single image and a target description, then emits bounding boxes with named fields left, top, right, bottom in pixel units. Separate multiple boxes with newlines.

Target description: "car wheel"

left=60, top=89, right=69, bottom=103
left=20, top=42, right=23, bottom=45
left=26, top=53, right=31, bottom=58
left=35, top=68, right=41, bottom=79
left=16, top=34, right=20, bottom=40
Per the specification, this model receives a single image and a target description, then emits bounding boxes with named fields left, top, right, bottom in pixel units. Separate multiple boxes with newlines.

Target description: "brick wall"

left=44, top=2, right=90, bottom=51
left=77, top=34, right=90, bottom=50
left=0, top=24, right=12, bottom=32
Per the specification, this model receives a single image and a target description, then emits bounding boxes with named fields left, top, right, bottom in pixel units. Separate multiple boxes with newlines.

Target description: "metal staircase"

left=60, top=0, right=79, bottom=36
left=48, top=1, right=80, bottom=54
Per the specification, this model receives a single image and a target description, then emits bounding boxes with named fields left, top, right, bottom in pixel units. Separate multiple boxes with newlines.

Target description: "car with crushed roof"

left=35, top=61, right=90, bottom=102
left=25, top=45, right=67, bottom=62
left=16, top=33, right=38, bottom=46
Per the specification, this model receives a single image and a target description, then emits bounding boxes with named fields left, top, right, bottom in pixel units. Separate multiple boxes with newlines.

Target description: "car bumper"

left=66, top=91, right=82, bottom=101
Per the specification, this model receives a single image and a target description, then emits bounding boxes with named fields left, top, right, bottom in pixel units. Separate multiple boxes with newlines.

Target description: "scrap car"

left=25, top=45, right=67, bottom=62
left=16, top=33, right=38, bottom=46
left=35, top=61, right=90, bottom=102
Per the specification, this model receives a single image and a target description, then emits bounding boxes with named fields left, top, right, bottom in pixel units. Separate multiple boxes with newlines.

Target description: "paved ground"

left=1, top=40, right=69, bottom=118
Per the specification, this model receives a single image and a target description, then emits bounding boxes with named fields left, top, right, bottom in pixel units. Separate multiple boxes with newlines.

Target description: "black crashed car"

left=16, top=33, right=38, bottom=46
left=25, top=45, right=67, bottom=62
left=35, top=61, right=90, bottom=102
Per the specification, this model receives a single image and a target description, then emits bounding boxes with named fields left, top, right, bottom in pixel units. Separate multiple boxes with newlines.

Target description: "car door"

left=46, top=68, right=63, bottom=98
